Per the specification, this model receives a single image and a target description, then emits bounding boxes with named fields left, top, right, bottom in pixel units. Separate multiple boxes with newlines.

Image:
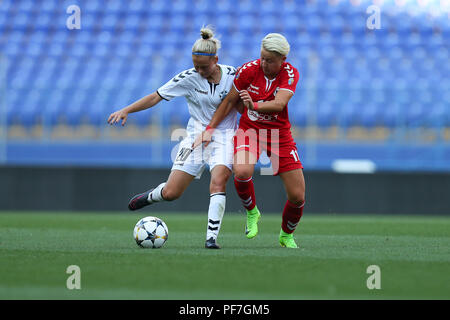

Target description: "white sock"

left=206, top=193, right=226, bottom=241
left=147, top=182, right=166, bottom=203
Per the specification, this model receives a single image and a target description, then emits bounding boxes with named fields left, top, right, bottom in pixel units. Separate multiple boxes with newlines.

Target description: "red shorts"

left=233, top=127, right=303, bottom=175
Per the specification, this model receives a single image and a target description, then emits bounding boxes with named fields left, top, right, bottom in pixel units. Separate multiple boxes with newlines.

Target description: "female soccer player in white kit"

left=107, top=27, right=240, bottom=249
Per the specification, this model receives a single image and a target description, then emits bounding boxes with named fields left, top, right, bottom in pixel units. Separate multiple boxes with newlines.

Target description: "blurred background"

left=1, top=0, right=449, bottom=170
left=0, top=0, right=449, bottom=213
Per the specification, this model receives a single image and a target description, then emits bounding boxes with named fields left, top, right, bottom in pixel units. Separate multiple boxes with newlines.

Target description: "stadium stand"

left=0, top=0, right=449, bottom=170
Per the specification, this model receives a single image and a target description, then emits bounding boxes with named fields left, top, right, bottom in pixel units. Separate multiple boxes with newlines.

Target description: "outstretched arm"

left=107, top=92, right=163, bottom=126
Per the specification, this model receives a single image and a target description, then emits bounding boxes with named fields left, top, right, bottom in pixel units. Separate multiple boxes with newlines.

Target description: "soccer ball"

left=133, top=216, right=168, bottom=248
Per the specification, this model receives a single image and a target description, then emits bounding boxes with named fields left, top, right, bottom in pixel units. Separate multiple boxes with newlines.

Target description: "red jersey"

left=233, top=59, right=300, bottom=133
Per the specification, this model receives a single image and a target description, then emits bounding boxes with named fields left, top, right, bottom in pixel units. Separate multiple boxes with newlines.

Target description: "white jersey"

left=157, top=64, right=238, bottom=131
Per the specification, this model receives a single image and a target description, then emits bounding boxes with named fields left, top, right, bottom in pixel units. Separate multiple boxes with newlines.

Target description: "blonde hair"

left=261, top=33, right=290, bottom=57
left=192, top=26, right=221, bottom=56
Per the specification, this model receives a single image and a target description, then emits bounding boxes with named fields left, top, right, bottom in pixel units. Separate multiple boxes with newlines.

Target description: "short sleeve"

left=278, top=64, right=300, bottom=95
left=233, top=60, right=258, bottom=92
left=157, top=70, right=193, bottom=101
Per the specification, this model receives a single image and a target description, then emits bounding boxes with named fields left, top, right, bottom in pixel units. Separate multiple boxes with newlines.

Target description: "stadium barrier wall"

left=1, top=166, right=449, bottom=215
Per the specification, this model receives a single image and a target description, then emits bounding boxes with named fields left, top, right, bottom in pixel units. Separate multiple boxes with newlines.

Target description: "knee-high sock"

left=281, top=200, right=304, bottom=234
left=147, top=182, right=166, bottom=203
left=206, top=193, right=226, bottom=240
left=234, top=176, right=256, bottom=211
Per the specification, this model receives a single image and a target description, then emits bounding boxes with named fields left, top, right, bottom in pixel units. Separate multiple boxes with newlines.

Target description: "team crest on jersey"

left=288, top=78, right=294, bottom=85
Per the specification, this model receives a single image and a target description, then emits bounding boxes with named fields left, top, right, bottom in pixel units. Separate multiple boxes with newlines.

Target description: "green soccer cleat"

left=279, top=229, right=298, bottom=248
left=245, top=206, right=261, bottom=239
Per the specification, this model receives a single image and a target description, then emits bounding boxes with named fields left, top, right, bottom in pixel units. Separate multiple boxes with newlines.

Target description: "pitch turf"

left=0, top=211, right=449, bottom=300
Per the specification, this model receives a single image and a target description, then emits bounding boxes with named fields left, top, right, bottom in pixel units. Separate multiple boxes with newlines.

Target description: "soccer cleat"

left=279, top=229, right=298, bottom=248
left=205, top=237, right=221, bottom=249
left=245, top=206, right=261, bottom=239
left=128, top=188, right=154, bottom=211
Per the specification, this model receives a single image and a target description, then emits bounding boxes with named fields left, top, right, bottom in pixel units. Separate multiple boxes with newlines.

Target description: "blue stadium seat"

left=102, top=13, right=120, bottom=31
left=380, top=103, right=403, bottom=128
left=359, top=103, right=380, bottom=128
left=237, top=0, right=257, bottom=14
left=0, top=11, right=7, bottom=30
left=6, top=89, right=22, bottom=125
left=424, top=102, right=446, bottom=129
left=20, top=90, right=42, bottom=127
left=338, top=101, right=360, bottom=128
left=0, top=0, right=13, bottom=12
left=328, top=15, right=345, bottom=36
left=105, top=0, right=124, bottom=13
left=316, top=101, right=336, bottom=128
left=304, top=15, right=321, bottom=34
left=84, top=1, right=101, bottom=13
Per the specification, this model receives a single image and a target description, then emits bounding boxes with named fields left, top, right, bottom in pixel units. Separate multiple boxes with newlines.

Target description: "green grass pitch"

left=0, top=211, right=449, bottom=299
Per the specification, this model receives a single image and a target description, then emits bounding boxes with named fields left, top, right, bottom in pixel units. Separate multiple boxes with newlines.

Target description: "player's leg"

left=205, top=164, right=232, bottom=249
left=129, top=132, right=205, bottom=211
left=269, top=140, right=304, bottom=248
left=128, top=169, right=195, bottom=210
left=129, top=136, right=200, bottom=211
left=233, top=149, right=261, bottom=239
left=278, top=168, right=305, bottom=248
left=161, top=169, right=197, bottom=200
left=204, top=131, right=234, bottom=249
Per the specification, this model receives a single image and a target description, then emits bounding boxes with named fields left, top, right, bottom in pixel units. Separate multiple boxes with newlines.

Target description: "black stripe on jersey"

left=172, top=69, right=197, bottom=82
left=208, top=82, right=219, bottom=95
left=208, top=226, right=219, bottom=231
left=226, top=66, right=236, bottom=75
left=208, top=219, right=220, bottom=225
left=156, top=90, right=168, bottom=101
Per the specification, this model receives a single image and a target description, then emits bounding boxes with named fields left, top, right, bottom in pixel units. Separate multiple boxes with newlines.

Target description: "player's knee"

left=210, top=185, right=226, bottom=195
left=210, top=177, right=227, bottom=194
left=210, top=167, right=231, bottom=193
left=288, top=192, right=305, bottom=206
left=233, top=167, right=253, bottom=181
left=161, top=187, right=181, bottom=201
left=209, top=175, right=229, bottom=193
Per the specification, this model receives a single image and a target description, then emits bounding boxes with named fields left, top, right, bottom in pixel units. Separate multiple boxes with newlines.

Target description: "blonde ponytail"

left=192, top=25, right=221, bottom=56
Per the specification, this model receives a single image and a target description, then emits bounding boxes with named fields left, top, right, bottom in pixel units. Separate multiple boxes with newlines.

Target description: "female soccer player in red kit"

left=193, top=33, right=305, bottom=248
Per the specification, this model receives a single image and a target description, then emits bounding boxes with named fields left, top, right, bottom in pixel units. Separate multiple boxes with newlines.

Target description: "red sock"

left=234, top=176, right=256, bottom=211
left=281, top=200, right=304, bottom=234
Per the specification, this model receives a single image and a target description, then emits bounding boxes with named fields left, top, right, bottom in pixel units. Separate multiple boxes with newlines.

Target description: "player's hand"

left=239, top=90, right=254, bottom=110
left=192, top=129, right=214, bottom=149
left=107, top=109, right=129, bottom=126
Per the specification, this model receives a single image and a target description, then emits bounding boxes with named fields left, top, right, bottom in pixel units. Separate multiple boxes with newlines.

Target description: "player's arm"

left=239, top=89, right=293, bottom=113
left=192, top=86, right=241, bottom=149
left=107, top=92, right=163, bottom=126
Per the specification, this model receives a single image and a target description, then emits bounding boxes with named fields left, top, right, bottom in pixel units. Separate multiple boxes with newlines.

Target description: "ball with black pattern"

left=133, top=216, right=168, bottom=248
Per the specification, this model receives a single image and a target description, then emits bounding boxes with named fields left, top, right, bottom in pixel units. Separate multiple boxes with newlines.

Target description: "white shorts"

left=171, top=129, right=235, bottom=179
